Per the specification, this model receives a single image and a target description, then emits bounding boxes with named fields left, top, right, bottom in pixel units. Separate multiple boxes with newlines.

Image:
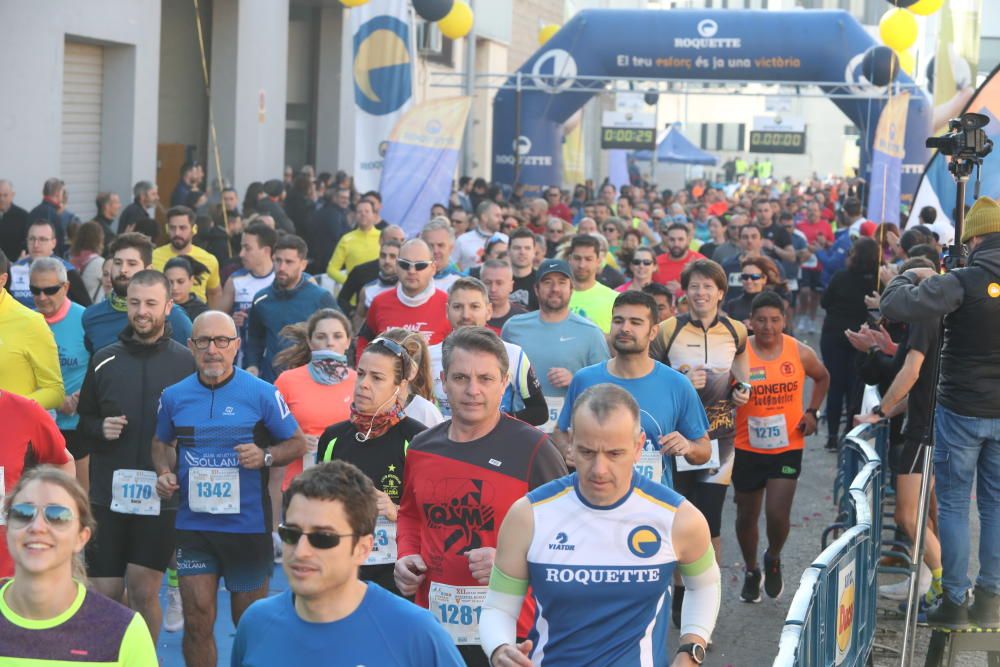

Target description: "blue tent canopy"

left=631, top=125, right=718, bottom=166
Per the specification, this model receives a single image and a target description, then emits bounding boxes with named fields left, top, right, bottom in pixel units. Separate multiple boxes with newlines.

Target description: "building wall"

left=509, top=0, right=564, bottom=72
left=0, top=0, right=161, bottom=213
left=158, top=0, right=209, bottom=159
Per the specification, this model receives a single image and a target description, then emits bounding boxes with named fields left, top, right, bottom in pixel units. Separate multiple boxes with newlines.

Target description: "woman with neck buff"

left=0, top=468, right=157, bottom=665
left=317, top=334, right=429, bottom=596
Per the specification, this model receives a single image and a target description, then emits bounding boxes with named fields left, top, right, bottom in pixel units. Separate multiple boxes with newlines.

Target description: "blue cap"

left=536, top=258, right=572, bottom=283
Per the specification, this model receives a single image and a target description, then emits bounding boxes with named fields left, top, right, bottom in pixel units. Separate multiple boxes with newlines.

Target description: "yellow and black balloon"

left=340, top=0, right=474, bottom=40
left=872, top=0, right=944, bottom=81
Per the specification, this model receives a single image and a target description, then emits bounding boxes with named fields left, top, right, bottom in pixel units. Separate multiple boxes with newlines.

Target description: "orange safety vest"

left=735, top=334, right=806, bottom=454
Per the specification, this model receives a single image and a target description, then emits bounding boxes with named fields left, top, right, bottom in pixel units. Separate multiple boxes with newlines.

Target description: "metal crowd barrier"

left=773, top=424, right=885, bottom=666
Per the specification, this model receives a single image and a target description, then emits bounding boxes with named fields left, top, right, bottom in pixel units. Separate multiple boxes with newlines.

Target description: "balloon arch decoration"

left=491, top=9, right=931, bottom=196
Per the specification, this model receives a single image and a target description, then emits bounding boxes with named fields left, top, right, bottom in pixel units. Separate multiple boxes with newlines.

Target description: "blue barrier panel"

left=778, top=425, right=885, bottom=665
left=773, top=568, right=822, bottom=667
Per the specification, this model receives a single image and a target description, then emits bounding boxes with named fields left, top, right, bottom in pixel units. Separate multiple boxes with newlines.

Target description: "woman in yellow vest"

left=733, top=291, right=829, bottom=604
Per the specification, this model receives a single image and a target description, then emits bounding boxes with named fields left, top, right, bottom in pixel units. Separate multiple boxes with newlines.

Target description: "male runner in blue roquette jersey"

left=481, top=384, right=721, bottom=667
left=153, top=310, right=307, bottom=667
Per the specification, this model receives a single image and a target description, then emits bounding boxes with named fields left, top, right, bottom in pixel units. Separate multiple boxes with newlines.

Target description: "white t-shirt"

left=404, top=394, right=445, bottom=427
left=452, top=228, right=491, bottom=272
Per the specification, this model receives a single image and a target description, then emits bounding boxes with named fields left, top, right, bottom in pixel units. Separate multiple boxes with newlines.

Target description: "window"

left=416, top=20, right=454, bottom=67
left=698, top=123, right=745, bottom=151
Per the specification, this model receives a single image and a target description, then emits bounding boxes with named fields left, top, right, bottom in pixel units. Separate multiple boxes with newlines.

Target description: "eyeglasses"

left=27, top=236, right=54, bottom=244
left=277, top=524, right=355, bottom=550
left=7, top=503, right=75, bottom=529
left=603, top=227, right=618, bottom=234
left=396, top=259, right=431, bottom=272
left=740, top=273, right=764, bottom=281
left=631, top=259, right=654, bottom=266
left=29, top=284, right=63, bottom=296
left=191, top=336, right=238, bottom=350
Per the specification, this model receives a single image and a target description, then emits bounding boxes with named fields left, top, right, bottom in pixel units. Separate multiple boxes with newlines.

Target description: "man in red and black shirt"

left=0, top=390, right=74, bottom=576
left=395, top=327, right=566, bottom=666
left=357, top=239, right=451, bottom=361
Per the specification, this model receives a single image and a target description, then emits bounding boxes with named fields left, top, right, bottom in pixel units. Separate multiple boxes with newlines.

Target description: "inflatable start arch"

left=492, top=9, right=930, bottom=196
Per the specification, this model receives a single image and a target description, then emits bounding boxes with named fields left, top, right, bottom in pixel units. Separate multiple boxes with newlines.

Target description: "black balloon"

left=861, top=46, right=900, bottom=87
left=413, top=0, right=454, bottom=22
left=885, top=0, right=919, bottom=7
left=644, top=89, right=658, bottom=106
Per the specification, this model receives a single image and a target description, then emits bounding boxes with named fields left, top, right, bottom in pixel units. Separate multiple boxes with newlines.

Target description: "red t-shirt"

left=796, top=220, right=835, bottom=271
left=548, top=202, right=573, bottom=223
left=0, top=392, right=70, bottom=576
left=652, top=250, right=705, bottom=287
left=357, top=288, right=451, bottom=361
left=396, top=416, right=567, bottom=638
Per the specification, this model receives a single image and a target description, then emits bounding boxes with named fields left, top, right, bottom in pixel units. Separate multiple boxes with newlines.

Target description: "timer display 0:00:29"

left=601, top=127, right=655, bottom=149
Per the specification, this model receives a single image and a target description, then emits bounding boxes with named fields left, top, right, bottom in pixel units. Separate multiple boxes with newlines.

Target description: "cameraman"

left=880, top=196, right=1000, bottom=630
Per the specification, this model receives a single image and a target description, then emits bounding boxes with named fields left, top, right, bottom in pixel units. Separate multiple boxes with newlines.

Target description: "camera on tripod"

left=925, top=112, right=994, bottom=160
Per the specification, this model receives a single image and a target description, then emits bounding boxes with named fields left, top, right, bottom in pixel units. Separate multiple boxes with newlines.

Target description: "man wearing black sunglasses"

left=231, top=461, right=463, bottom=666
left=357, top=239, right=451, bottom=362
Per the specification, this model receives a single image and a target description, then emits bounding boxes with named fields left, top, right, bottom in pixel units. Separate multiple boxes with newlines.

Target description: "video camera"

left=925, top=112, right=993, bottom=162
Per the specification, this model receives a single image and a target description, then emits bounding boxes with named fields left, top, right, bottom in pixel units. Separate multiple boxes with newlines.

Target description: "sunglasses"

left=277, top=524, right=355, bottom=550
left=740, top=273, right=764, bottom=281
left=29, top=284, right=63, bottom=296
left=370, top=337, right=410, bottom=363
left=396, top=259, right=431, bottom=272
left=7, top=503, right=75, bottom=528
left=631, top=259, right=654, bottom=266
left=191, top=336, right=238, bottom=350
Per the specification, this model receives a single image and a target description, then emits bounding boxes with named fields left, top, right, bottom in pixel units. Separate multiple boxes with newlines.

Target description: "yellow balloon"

left=908, top=0, right=944, bottom=16
left=538, top=24, right=560, bottom=46
left=879, top=8, right=918, bottom=52
left=340, top=0, right=370, bottom=6
left=897, top=49, right=916, bottom=76
left=438, top=1, right=473, bottom=40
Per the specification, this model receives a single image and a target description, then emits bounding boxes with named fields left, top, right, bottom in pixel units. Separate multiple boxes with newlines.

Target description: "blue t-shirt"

left=231, top=584, right=464, bottom=667
left=155, top=368, right=299, bottom=533
left=501, top=312, right=610, bottom=397
left=82, top=298, right=192, bottom=354
left=556, top=361, right=709, bottom=487
left=48, top=302, right=89, bottom=430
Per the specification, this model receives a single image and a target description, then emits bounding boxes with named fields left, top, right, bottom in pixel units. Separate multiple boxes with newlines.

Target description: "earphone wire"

left=355, top=387, right=401, bottom=443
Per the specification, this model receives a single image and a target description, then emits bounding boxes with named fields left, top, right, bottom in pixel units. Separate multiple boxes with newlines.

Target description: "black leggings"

left=820, top=329, right=858, bottom=441
left=673, top=472, right=728, bottom=538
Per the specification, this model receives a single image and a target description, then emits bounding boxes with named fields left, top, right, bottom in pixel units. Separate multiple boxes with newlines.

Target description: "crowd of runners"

left=0, top=166, right=989, bottom=666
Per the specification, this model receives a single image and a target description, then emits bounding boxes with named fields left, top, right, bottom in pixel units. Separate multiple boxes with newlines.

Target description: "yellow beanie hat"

left=961, top=196, right=1000, bottom=243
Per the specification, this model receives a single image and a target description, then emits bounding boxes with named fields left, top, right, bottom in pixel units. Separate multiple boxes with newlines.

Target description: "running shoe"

left=879, top=563, right=931, bottom=601
left=740, top=568, right=762, bottom=603
left=897, top=592, right=939, bottom=625
left=164, top=586, right=184, bottom=633
left=763, top=552, right=783, bottom=599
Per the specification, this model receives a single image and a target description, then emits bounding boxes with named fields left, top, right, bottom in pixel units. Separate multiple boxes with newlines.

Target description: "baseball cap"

left=536, top=259, right=572, bottom=283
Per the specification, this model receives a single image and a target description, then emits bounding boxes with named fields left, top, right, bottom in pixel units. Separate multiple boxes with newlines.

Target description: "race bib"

left=188, top=467, right=240, bottom=514
left=429, top=582, right=488, bottom=645
left=110, top=469, right=160, bottom=516
left=542, top=396, right=564, bottom=434
left=365, top=517, right=397, bottom=566
left=9, top=264, right=29, bottom=298
left=675, top=439, right=721, bottom=472
left=634, top=448, right=662, bottom=481
left=801, top=254, right=819, bottom=269
left=748, top=415, right=789, bottom=450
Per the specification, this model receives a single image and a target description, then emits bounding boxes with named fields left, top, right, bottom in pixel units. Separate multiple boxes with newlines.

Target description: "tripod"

left=900, top=149, right=989, bottom=666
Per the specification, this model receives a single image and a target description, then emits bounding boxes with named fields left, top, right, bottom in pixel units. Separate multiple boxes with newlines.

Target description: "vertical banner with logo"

left=350, top=0, right=413, bottom=193
left=866, top=92, right=910, bottom=224
left=835, top=559, right=856, bottom=665
left=380, top=97, right=472, bottom=238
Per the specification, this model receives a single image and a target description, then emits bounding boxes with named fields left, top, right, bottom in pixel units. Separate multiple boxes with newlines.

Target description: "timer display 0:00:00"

left=750, top=131, right=803, bottom=147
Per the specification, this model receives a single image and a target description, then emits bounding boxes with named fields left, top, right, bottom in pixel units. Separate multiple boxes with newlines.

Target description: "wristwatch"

left=676, top=643, right=706, bottom=664
left=263, top=451, right=273, bottom=467
left=872, top=405, right=887, bottom=419
left=805, top=408, right=819, bottom=418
